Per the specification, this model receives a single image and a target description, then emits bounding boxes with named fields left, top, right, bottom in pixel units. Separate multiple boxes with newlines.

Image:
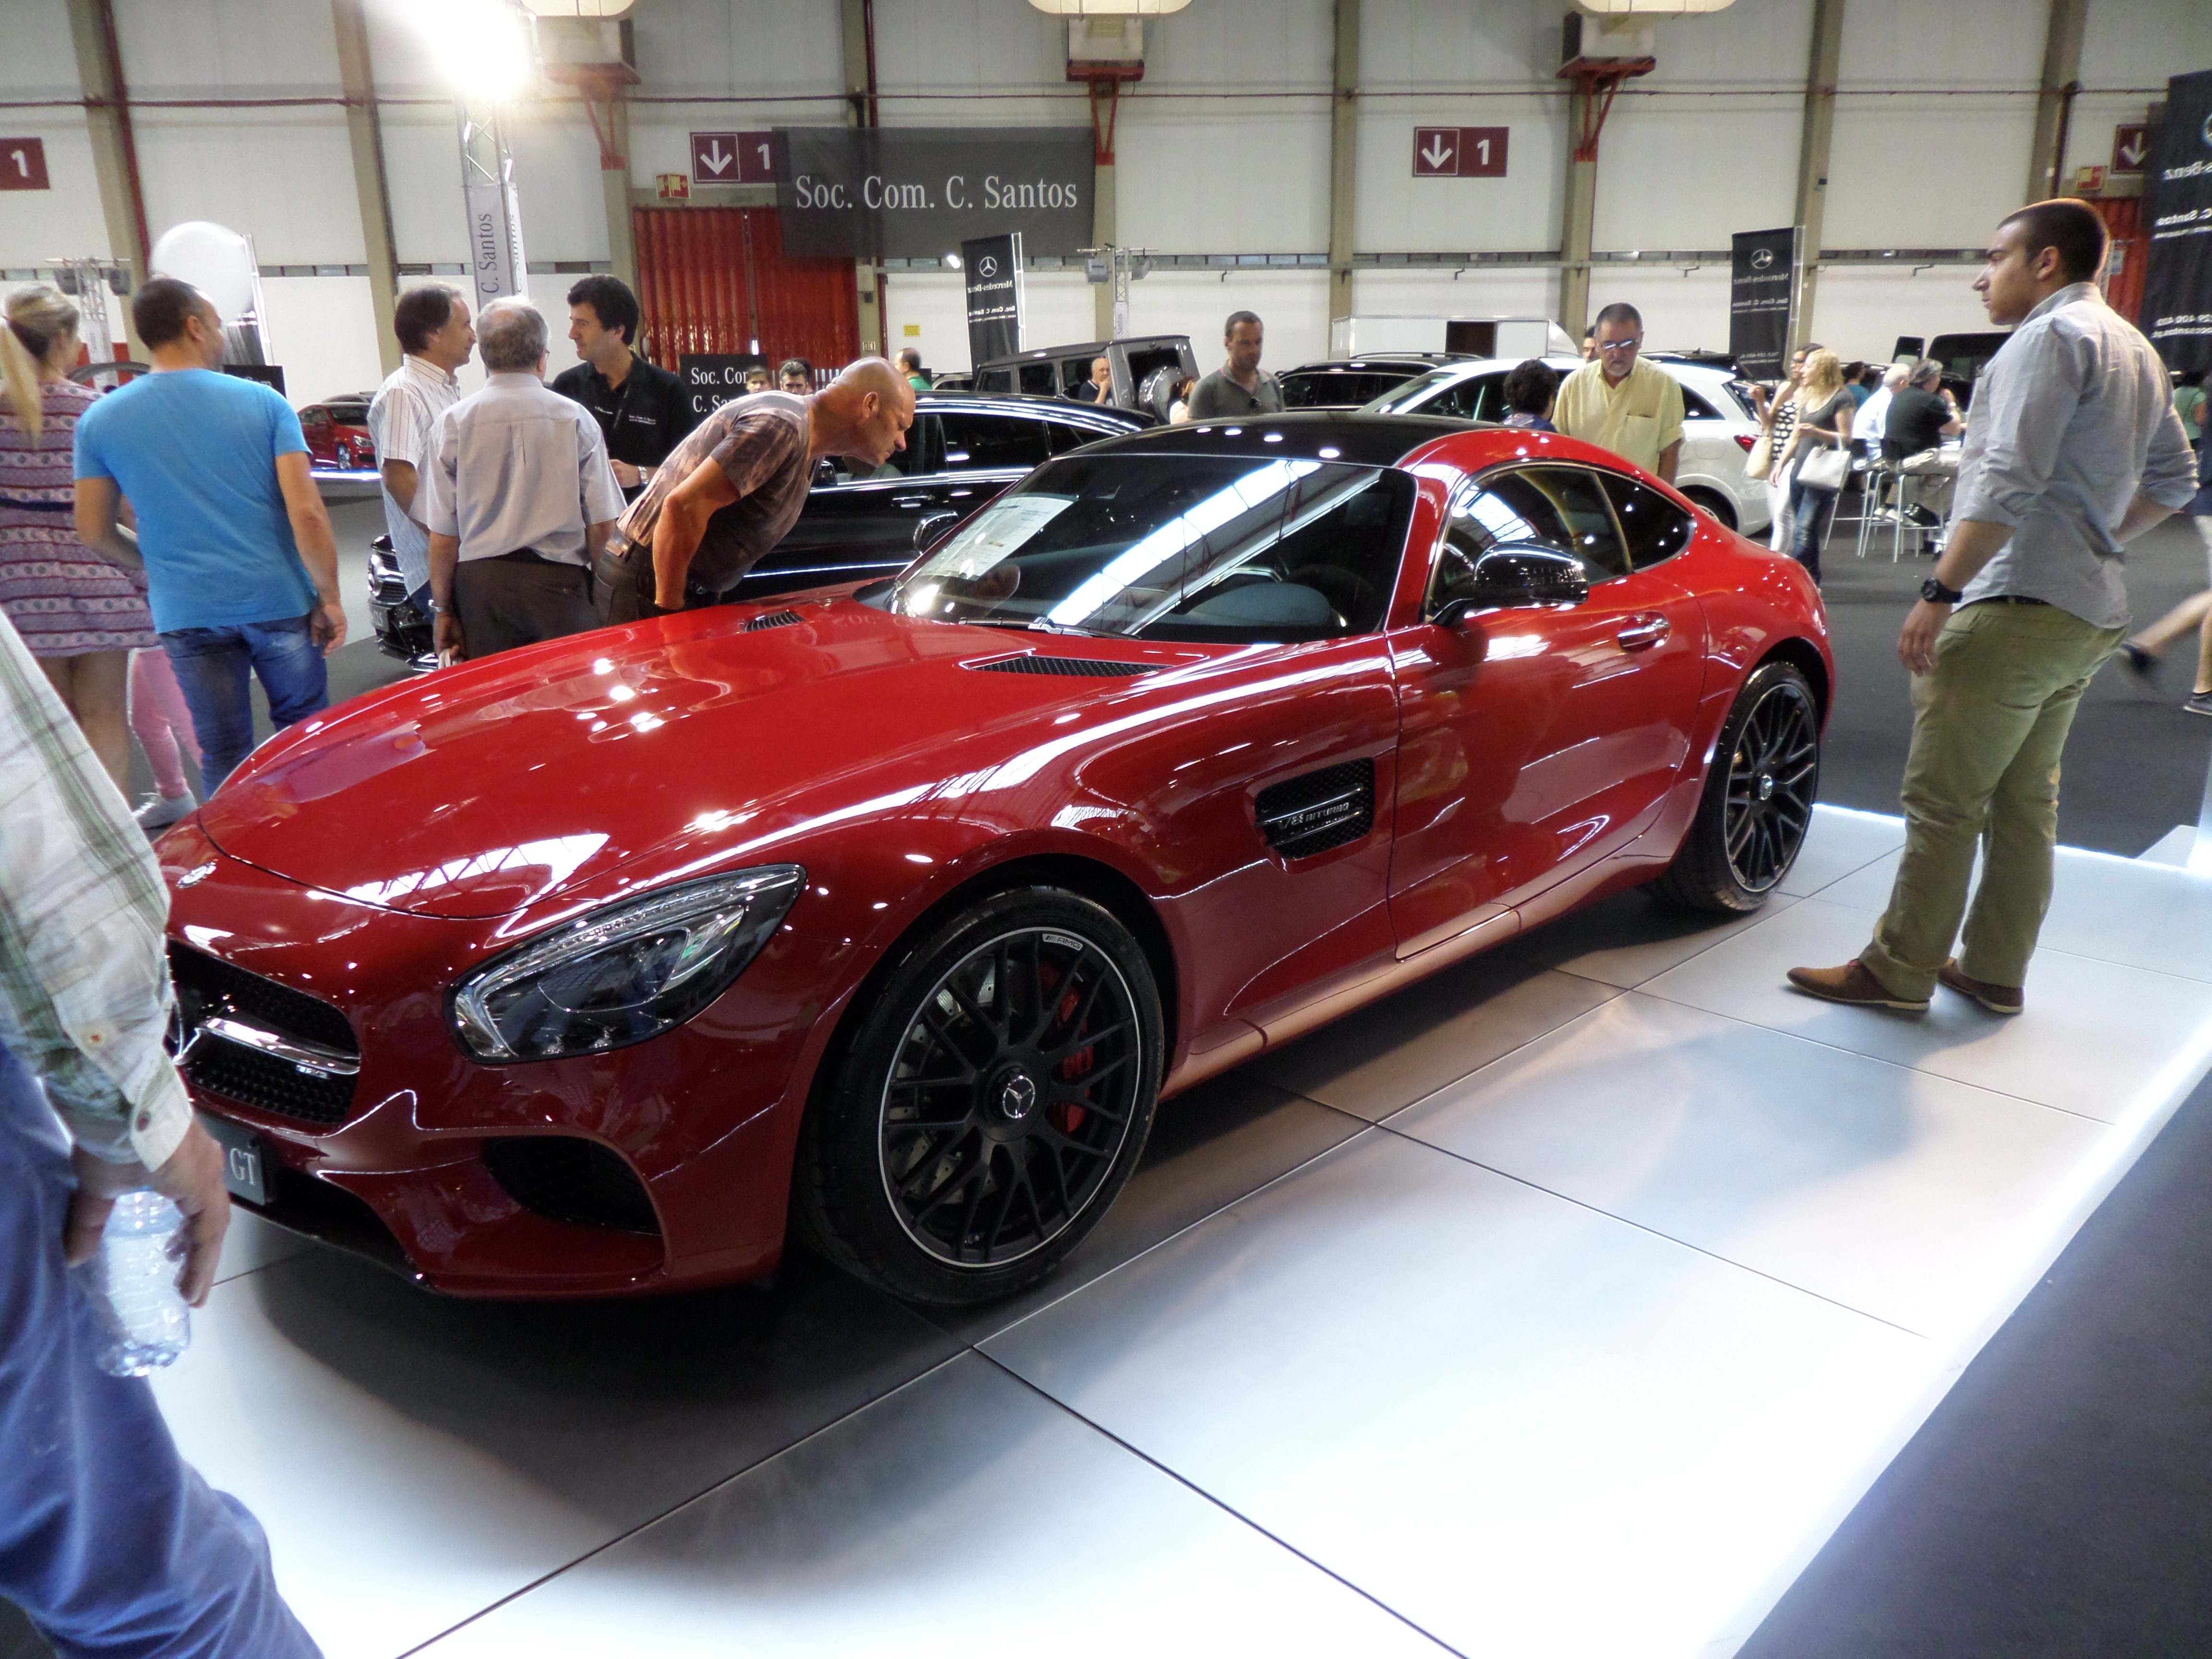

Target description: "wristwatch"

left=1920, top=576, right=1962, bottom=606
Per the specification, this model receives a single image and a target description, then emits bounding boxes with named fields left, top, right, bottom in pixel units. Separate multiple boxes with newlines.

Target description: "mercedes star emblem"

left=999, top=1071, right=1038, bottom=1121
left=1751, top=247, right=1776, bottom=271
left=978, top=256, right=999, bottom=277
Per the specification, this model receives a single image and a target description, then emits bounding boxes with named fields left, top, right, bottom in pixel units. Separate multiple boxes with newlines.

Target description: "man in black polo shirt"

left=552, top=275, right=697, bottom=503
left=1884, top=359, right=1966, bottom=528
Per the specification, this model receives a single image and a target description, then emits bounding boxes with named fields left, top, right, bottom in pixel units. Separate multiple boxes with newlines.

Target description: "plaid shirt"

left=0, top=613, right=190, bottom=1168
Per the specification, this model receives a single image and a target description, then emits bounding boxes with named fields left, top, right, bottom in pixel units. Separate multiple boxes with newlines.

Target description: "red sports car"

left=160, top=416, right=1830, bottom=1305
left=297, top=394, right=377, bottom=471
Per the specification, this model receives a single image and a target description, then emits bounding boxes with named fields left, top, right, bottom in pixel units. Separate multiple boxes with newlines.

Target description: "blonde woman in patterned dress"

left=0, top=284, right=157, bottom=792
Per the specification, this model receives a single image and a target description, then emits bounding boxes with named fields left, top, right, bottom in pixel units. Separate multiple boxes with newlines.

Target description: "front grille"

left=969, top=654, right=1159, bottom=678
left=745, top=608, right=805, bottom=632
left=483, top=1138, right=661, bottom=1234
left=1254, top=758, right=1377, bottom=859
left=169, top=945, right=360, bottom=1126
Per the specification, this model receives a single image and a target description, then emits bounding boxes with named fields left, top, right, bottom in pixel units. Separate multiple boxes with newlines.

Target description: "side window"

left=1015, top=362, right=1057, bottom=396
left=1679, top=387, right=1719, bottom=420
left=1429, top=471, right=1573, bottom=615
left=1045, top=418, right=1106, bottom=455
left=1599, top=472, right=1697, bottom=569
left=1424, top=377, right=1483, bottom=420
left=935, top=412, right=1052, bottom=473
left=976, top=368, right=1016, bottom=395
left=1058, top=359, right=1093, bottom=397
left=1524, top=466, right=1629, bottom=580
left=1467, top=374, right=1511, bottom=423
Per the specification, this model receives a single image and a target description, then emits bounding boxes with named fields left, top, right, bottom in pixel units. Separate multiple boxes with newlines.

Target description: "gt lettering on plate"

left=198, top=1114, right=271, bottom=1206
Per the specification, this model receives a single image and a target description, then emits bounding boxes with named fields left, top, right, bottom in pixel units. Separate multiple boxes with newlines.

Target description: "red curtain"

left=2092, top=196, right=2145, bottom=325
left=632, top=207, right=859, bottom=374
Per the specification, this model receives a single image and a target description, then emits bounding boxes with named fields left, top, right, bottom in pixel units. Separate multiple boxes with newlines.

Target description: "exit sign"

left=0, top=137, right=48, bottom=192
left=1412, top=127, right=1508, bottom=179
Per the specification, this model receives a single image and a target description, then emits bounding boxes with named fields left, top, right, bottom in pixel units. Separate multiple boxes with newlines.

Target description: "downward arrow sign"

left=2118, top=134, right=2146, bottom=167
left=1421, top=136, right=1454, bottom=169
left=700, top=142, right=733, bottom=176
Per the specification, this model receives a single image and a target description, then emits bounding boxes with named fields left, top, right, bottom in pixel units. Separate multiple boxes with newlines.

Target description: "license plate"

left=198, top=1113, right=271, bottom=1207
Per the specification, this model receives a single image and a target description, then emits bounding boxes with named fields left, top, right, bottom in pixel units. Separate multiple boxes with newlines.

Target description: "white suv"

left=1358, top=353, right=1771, bottom=536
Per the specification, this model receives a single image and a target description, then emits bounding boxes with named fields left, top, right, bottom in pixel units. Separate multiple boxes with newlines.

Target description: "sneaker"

left=1904, top=504, right=1942, bottom=528
left=2117, top=641, right=2157, bottom=678
left=2187, top=691, right=2212, bottom=718
left=1785, top=961, right=1930, bottom=1012
left=134, top=791, right=195, bottom=830
left=1937, top=958, right=2023, bottom=1015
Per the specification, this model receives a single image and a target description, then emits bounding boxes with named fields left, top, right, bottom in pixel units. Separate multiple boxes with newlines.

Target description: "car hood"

left=198, top=602, right=1194, bottom=919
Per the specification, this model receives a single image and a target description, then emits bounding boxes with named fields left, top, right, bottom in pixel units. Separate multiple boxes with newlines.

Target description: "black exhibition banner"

left=962, top=233, right=1023, bottom=367
left=677, top=353, right=768, bottom=419
left=776, top=127, right=1093, bottom=260
left=2141, top=69, right=2212, bottom=375
left=1729, top=227, right=1798, bottom=382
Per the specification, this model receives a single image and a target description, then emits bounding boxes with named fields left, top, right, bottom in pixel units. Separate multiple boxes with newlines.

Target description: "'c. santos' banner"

left=776, top=127, right=1094, bottom=261
left=2142, top=69, right=2212, bottom=375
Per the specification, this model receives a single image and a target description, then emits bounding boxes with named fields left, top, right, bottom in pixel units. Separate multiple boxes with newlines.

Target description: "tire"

left=1651, top=660, right=1820, bottom=913
left=791, top=886, right=1163, bottom=1305
left=1682, top=487, right=1737, bottom=532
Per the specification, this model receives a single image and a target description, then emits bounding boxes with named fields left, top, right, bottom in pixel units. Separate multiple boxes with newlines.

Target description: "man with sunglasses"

left=1551, top=301, right=1684, bottom=484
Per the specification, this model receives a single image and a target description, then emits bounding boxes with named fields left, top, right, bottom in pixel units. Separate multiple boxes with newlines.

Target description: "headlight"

left=450, top=866, right=804, bottom=1062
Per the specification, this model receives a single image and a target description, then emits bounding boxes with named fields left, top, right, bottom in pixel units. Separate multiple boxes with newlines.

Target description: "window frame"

left=1426, top=460, right=1636, bottom=620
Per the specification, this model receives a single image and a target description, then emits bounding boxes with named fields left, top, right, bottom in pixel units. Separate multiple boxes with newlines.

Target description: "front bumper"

left=159, top=826, right=822, bottom=1297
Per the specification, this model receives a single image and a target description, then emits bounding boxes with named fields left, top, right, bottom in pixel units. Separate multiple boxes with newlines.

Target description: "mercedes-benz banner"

left=2142, top=69, right=2212, bottom=375
left=962, top=233, right=1024, bottom=367
left=1729, top=227, right=1798, bottom=382
left=776, top=128, right=1093, bottom=261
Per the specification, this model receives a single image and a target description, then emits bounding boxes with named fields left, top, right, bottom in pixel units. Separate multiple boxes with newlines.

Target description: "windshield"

left=1356, top=368, right=1460, bottom=415
left=889, top=453, right=1413, bottom=642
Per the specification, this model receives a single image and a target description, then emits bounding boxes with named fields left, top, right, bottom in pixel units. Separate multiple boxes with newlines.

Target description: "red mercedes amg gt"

left=160, top=415, right=1829, bottom=1305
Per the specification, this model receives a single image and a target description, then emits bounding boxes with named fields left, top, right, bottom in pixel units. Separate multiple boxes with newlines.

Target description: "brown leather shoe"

left=1938, top=958, right=2023, bottom=1015
left=1785, top=960, right=1930, bottom=1011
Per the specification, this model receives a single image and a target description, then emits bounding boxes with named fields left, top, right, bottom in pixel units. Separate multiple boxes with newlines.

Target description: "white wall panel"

left=115, top=0, right=343, bottom=94
left=1355, top=96, right=1562, bottom=254
left=1346, top=266, right=1563, bottom=334
left=259, top=274, right=382, bottom=404
left=1, top=0, right=80, bottom=97
left=872, top=0, right=1075, bottom=126
left=0, top=124, right=116, bottom=266
left=504, top=111, right=611, bottom=263
left=130, top=110, right=365, bottom=264
left=1592, top=99, right=1802, bottom=252
left=1822, top=99, right=2036, bottom=250
left=378, top=111, right=470, bottom=267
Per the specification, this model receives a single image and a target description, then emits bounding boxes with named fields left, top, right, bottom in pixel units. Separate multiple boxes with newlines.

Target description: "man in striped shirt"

left=0, top=612, right=318, bottom=1655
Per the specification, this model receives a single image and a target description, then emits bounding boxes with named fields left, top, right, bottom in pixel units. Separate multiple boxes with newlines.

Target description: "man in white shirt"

left=1855, top=360, right=1909, bottom=461
left=419, top=299, right=625, bottom=662
left=366, top=284, right=473, bottom=613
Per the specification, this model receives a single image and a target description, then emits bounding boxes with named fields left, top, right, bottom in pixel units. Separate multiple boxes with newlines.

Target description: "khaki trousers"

left=1860, top=600, right=2122, bottom=999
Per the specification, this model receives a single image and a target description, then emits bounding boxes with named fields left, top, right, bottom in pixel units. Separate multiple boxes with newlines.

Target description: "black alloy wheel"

left=792, top=887, right=1162, bottom=1305
left=1652, top=660, right=1820, bottom=913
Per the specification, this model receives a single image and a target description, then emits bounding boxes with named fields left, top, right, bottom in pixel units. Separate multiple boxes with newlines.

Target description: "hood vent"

left=1254, top=759, right=1376, bottom=859
left=969, top=654, right=1158, bottom=678
left=745, top=609, right=805, bottom=632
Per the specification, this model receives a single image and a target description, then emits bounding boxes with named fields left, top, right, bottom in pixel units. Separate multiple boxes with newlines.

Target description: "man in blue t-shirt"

left=72, top=277, right=346, bottom=790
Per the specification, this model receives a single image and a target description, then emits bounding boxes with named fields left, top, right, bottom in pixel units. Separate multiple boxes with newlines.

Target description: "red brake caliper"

left=1049, top=982, right=1090, bottom=1135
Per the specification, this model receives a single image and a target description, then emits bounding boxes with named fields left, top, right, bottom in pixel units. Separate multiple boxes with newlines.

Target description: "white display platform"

left=150, top=805, right=2212, bottom=1659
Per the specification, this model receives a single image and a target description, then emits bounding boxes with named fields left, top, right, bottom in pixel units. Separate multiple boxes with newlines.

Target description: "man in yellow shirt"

left=1551, top=301, right=1685, bottom=482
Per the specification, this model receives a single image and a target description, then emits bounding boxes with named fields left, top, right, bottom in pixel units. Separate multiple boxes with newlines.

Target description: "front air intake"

left=1253, top=759, right=1377, bottom=859
left=968, top=655, right=1158, bottom=678
left=483, top=1138, right=661, bottom=1234
left=745, top=609, right=805, bottom=632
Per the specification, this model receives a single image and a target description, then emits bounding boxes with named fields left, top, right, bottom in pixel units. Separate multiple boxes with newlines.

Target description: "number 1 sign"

left=0, top=137, right=49, bottom=192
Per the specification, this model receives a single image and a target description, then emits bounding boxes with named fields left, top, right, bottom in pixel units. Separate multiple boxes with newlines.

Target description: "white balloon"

left=149, top=221, right=256, bottom=325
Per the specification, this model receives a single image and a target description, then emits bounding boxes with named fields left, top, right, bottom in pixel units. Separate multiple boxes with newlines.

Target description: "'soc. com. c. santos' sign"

left=776, top=127, right=1094, bottom=261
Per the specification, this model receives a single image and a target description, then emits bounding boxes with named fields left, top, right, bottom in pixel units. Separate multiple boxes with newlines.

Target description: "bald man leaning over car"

left=595, top=358, right=915, bottom=623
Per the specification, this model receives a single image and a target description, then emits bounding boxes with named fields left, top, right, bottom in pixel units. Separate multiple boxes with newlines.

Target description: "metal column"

left=840, top=0, right=883, bottom=359
left=1559, top=105, right=1597, bottom=343
left=2026, top=0, right=2088, bottom=202
left=1790, top=0, right=1846, bottom=353
left=602, top=97, right=638, bottom=298
left=66, top=0, right=150, bottom=359
left=332, top=0, right=400, bottom=377
left=1327, top=0, right=1360, bottom=333
left=1093, top=162, right=1117, bottom=340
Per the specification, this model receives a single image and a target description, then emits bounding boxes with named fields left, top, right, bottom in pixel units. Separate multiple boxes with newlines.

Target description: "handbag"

left=1743, top=429, right=1774, bottom=482
left=1798, top=445, right=1850, bottom=492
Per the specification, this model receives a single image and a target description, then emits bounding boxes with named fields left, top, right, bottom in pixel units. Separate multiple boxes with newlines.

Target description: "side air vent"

left=1254, top=758, right=1377, bottom=859
left=969, top=654, right=1158, bottom=678
left=483, top=1138, right=661, bottom=1234
left=745, top=608, right=805, bottom=632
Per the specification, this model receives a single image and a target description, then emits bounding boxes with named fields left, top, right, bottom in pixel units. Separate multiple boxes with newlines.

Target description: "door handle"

left=892, top=495, right=930, bottom=510
left=1616, top=614, right=1670, bottom=650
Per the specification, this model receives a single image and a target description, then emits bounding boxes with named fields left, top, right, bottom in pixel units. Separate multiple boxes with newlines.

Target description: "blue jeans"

left=160, top=619, right=329, bottom=791
left=1788, top=475, right=1840, bottom=586
left=0, top=1040, right=320, bottom=1658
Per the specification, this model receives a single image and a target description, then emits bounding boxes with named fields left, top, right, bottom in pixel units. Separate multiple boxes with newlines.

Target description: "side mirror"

left=1436, top=544, right=1589, bottom=625
left=914, top=510, right=961, bottom=552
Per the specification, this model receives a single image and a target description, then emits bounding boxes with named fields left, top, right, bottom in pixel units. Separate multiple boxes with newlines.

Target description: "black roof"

left=1078, top=411, right=1474, bottom=467
left=1281, top=356, right=1461, bottom=374
left=975, top=334, right=1190, bottom=370
left=912, top=390, right=1152, bottom=431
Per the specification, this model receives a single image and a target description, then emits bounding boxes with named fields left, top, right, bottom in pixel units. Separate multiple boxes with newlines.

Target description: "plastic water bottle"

left=81, top=1190, right=192, bottom=1376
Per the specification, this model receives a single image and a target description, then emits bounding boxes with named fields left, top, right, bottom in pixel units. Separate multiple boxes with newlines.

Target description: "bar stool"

left=1853, top=456, right=1921, bottom=561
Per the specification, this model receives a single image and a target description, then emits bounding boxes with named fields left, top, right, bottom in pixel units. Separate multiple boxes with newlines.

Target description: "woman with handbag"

left=1747, top=345, right=1815, bottom=552
left=1779, top=349, right=1854, bottom=585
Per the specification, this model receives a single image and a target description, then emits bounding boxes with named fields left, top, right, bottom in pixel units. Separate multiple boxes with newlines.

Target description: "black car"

left=366, top=393, right=1150, bottom=666
left=1278, top=356, right=1460, bottom=410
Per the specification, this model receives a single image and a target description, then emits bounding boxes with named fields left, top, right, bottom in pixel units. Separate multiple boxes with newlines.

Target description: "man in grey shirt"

left=1791, top=200, right=2198, bottom=1015
left=1185, top=311, right=1283, bottom=420
left=420, top=298, right=625, bottom=662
